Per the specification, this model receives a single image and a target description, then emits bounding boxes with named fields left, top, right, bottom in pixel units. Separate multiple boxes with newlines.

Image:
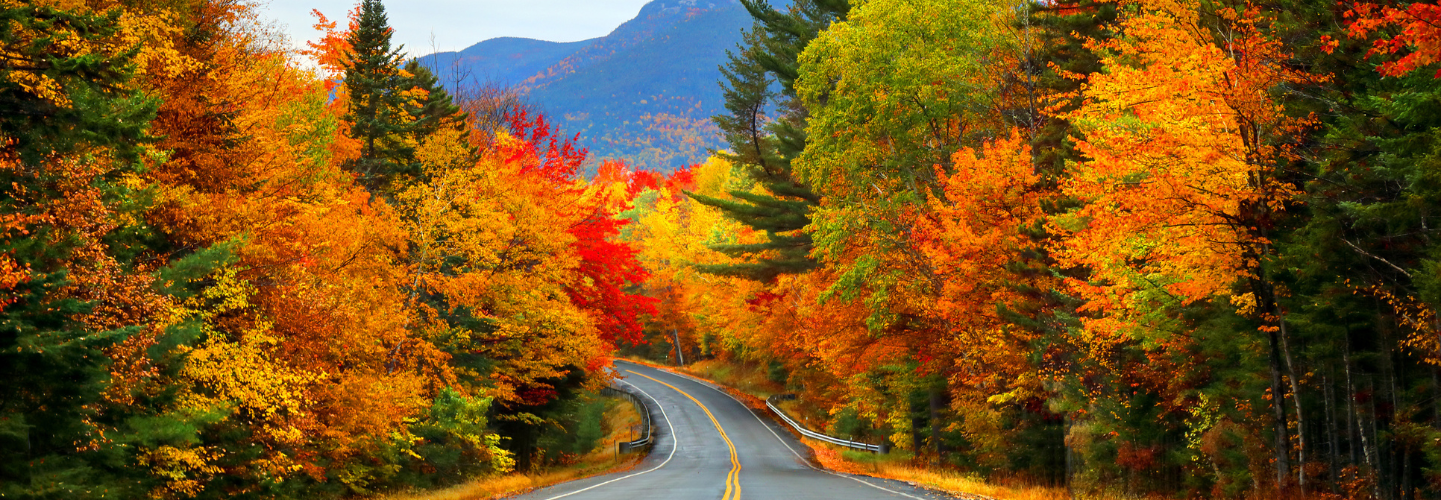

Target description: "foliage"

left=0, top=0, right=643, bottom=497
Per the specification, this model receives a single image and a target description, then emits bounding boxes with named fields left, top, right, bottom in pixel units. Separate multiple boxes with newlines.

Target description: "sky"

left=257, top=0, right=655, bottom=56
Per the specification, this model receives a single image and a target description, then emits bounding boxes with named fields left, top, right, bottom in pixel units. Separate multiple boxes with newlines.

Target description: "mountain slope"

left=419, top=37, right=589, bottom=87
left=422, top=0, right=754, bottom=172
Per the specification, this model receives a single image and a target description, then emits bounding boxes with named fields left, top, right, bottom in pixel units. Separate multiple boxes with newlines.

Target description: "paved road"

left=509, top=361, right=954, bottom=500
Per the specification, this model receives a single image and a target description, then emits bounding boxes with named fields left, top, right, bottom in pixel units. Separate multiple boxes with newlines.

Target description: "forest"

left=2, top=0, right=1440, bottom=498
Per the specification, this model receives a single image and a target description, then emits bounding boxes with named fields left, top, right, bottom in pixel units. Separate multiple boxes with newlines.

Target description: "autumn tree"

left=1341, top=0, right=1441, bottom=78
left=1052, top=0, right=1317, bottom=491
left=0, top=2, right=165, bottom=496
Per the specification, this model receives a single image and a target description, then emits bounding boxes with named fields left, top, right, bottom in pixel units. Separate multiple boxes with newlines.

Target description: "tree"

left=342, top=0, right=416, bottom=193
left=688, top=0, right=849, bottom=282
left=1053, top=1, right=1315, bottom=490
left=403, top=60, right=465, bottom=143
left=0, top=2, right=161, bottom=497
left=1339, top=0, right=1441, bottom=78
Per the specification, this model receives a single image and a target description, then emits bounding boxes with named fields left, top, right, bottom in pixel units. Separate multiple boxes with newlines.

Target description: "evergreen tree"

left=1273, top=1, right=1441, bottom=493
left=343, top=0, right=415, bottom=193
left=403, top=60, right=465, bottom=144
left=690, top=0, right=848, bottom=282
left=0, top=4, right=159, bottom=497
left=989, top=0, right=1116, bottom=487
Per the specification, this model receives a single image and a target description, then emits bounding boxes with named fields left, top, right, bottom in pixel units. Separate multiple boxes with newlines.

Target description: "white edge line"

left=539, top=378, right=678, bottom=500
left=620, top=361, right=929, bottom=500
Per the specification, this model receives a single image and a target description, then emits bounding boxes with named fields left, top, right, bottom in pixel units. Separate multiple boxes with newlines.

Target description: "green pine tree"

left=0, top=5, right=160, bottom=498
left=690, top=0, right=848, bottom=282
left=403, top=60, right=465, bottom=144
left=343, top=0, right=416, bottom=193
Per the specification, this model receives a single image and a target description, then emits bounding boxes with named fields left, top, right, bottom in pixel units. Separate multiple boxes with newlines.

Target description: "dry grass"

left=803, top=438, right=1075, bottom=500
left=379, top=397, right=645, bottom=500
left=805, top=439, right=1168, bottom=500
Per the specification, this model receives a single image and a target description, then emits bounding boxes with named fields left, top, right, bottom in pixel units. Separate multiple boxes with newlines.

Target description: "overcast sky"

left=257, top=0, right=655, bottom=56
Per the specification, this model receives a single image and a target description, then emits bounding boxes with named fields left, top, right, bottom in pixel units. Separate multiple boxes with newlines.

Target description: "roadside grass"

left=804, top=438, right=1071, bottom=500
left=379, top=396, right=645, bottom=500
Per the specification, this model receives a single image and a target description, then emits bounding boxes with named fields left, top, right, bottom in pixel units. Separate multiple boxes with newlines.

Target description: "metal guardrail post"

left=766, top=394, right=886, bottom=453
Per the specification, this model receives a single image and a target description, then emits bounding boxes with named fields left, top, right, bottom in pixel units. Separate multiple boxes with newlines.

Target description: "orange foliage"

left=1053, top=0, right=1312, bottom=345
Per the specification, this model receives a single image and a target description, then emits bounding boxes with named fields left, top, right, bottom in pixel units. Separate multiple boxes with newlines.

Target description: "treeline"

left=622, top=0, right=1441, bottom=498
left=0, top=0, right=662, bottom=498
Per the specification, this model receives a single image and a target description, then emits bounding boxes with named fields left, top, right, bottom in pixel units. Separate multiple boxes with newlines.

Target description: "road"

left=508, top=361, right=955, bottom=500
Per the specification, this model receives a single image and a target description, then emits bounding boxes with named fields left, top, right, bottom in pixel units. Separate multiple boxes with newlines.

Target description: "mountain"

left=420, top=0, right=755, bottom=173
left=420, top=37, right=589, bottom=88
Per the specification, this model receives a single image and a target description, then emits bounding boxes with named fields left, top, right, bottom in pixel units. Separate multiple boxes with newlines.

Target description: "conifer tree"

left=403, top=60, right=465, bottom=143
left=690, top=0, right=848, bottom=282
left=0, top=4, right=158, bottom=497
left=343, top=0, right=414, bottom=193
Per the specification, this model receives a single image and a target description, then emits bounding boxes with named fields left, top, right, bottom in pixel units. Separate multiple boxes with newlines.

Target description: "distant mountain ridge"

left=421, top=37, right=589, bottom=87
left=420, top=0, right=756, bottom=173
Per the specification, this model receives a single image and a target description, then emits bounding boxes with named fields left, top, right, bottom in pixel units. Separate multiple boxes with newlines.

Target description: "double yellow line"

left=625, top=370, right=742, bottom=500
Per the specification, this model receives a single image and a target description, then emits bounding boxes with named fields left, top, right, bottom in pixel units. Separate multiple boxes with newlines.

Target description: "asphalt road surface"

left=508, top=361, right=956, bottom=500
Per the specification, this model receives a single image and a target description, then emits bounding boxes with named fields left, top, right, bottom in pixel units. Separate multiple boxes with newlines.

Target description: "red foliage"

left=745, top=290, right=785, bottom=310
left=507, top=113, right=659, bottom=348
left=1116, top=442, right=1162, bottom=471
left=516, top=386, right=559, bottom=406
left=503, top=109, right=589, bottom=185
left=664, top=165, right=697, bottom=194
left=629, top=170, right=662, bottom=198
left=594, top=160, right=662, bottom=200
left=567, top=212, right=657, bottom=347
left=1342, top=1, right=1441, bottom=77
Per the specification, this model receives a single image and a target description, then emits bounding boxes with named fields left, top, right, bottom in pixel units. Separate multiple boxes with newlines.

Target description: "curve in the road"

left=657, top=367, right=933, bottom=500
left=537, top=380, right=678, bottom=500
left=510, top=361, right=958, bottom=500
left=625, top=370, right=741, bottom=500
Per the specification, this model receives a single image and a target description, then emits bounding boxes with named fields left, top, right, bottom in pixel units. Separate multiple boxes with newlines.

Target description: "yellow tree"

left=127, top=2, right=453, bottom=492
left=398, top=122, right=604, bottom=407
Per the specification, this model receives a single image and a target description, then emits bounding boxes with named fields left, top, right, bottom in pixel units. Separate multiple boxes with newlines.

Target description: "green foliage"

left=690, top=0, right=849, bottom=282
left=399, top=388, right=513, bottom=488
left=0, top=5, right=165, bottom=498
left=403, top=60, right=465, bottom=143
left=493, top=382, right=612, bottom=471
left=0, top=4, right=155, bottom=163
left=343, top=0, right=417, bottom=193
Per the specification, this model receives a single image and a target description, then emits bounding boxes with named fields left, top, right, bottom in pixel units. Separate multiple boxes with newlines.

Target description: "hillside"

left=419, top=37, right=588, bottom=88
left=421, top=0, right=755, bottom=172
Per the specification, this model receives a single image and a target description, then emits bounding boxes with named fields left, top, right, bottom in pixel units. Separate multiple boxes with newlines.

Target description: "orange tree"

left=1051, top=0, right=1316, bottom=491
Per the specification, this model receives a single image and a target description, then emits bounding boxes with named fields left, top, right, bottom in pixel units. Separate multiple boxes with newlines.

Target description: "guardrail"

left=602, top=381, right=653, bottom=453
left=766, top=394, right=888, bottom=453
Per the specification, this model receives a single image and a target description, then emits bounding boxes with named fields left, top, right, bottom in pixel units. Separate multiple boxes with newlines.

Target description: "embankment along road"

left=508, top=361, right=956, bottom=500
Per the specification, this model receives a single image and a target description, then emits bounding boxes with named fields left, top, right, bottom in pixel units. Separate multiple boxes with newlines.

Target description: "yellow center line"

left=626, top=369, right=742, bottom=500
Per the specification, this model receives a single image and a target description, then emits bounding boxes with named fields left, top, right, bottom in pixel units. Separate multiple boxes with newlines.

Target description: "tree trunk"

left=1433, top=368, right=1441, bottom=427
left=928, top=386, right=943, bottom=463
left=1065, top=414, right=1075, bottom=500
left=1324, top=370, right=1339, bottom=492
left=1258, top=280, right=1291, bottom=493
left=1344, top=343, right=1359, bottom=468
left=1278, top=316, right=1306, bottom=492
left=1268, top=327, right=1292, bottom=494
left=671, top=328, right=685, bottom=366
left=1362, top=376, right=1380, bottom=499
